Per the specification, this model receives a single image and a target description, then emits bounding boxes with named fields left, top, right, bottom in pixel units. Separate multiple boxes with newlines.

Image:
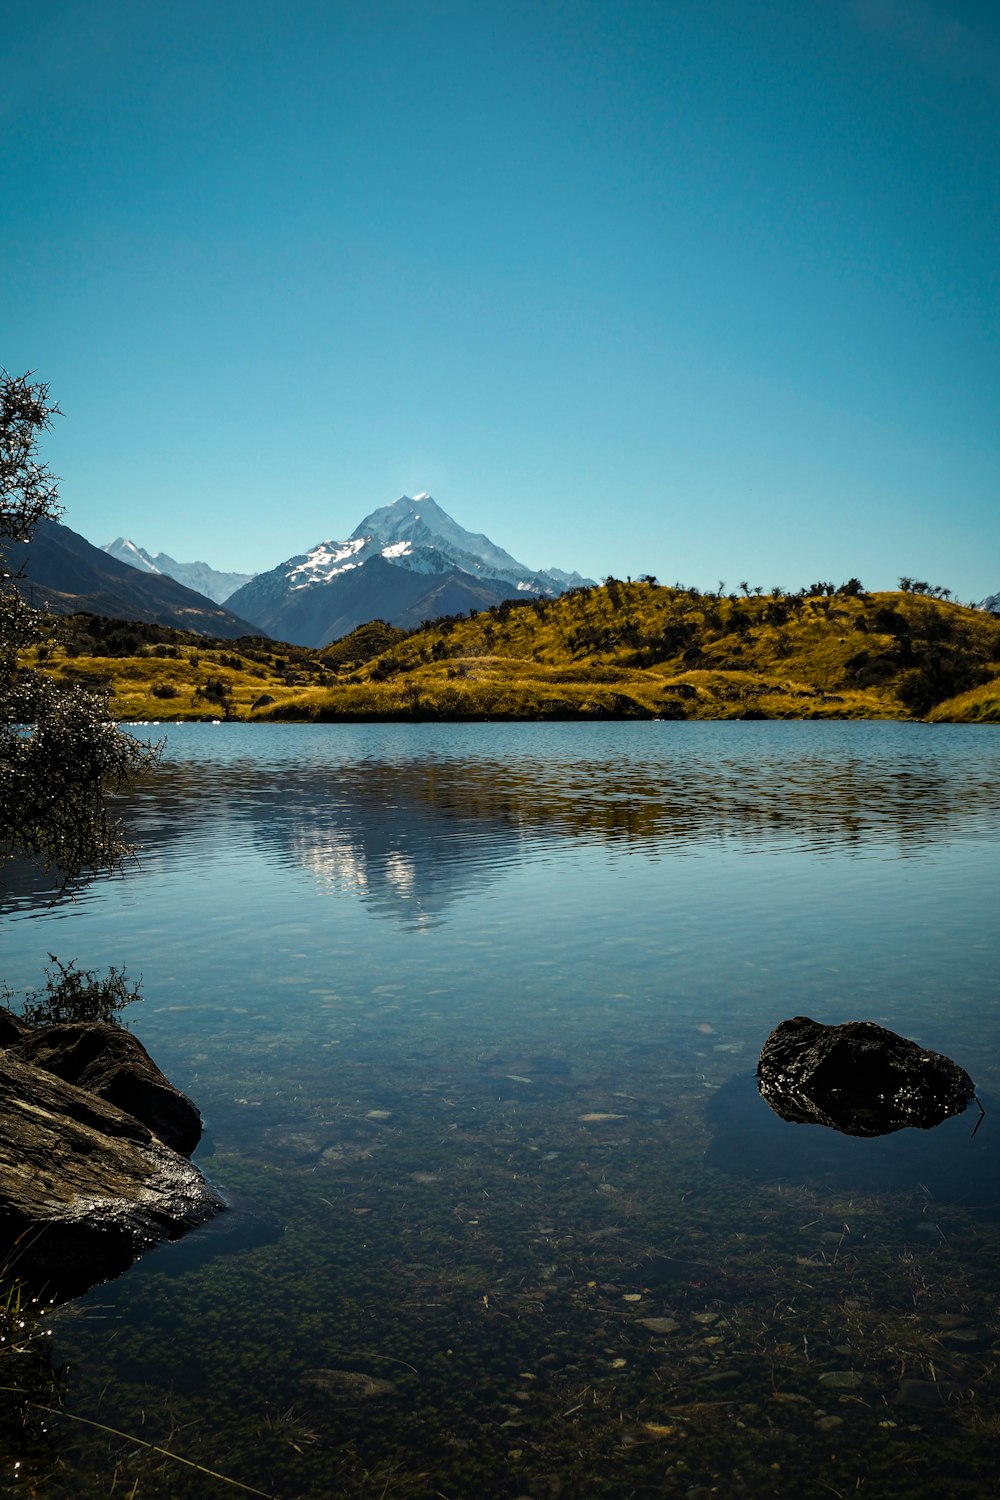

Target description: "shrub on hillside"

left=897, top=650, right=992, bottom=716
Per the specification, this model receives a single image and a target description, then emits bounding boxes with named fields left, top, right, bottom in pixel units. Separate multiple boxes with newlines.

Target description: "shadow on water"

left=706, top=1071, right=1000, bottom=1215
left=126, top=1195, right=286, bottom=1280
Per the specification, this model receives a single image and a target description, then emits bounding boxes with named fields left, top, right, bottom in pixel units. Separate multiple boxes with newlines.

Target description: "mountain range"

left=108, top=495, right=594, bottom=647
left=101, top=539, right=254, bottom=604
left=6, top=519, right=260, bottom=638
left=17, top=500, right=998, bottom=649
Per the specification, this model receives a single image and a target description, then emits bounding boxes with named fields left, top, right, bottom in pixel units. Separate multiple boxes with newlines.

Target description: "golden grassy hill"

left=21, top=582, right=1000, bottom=723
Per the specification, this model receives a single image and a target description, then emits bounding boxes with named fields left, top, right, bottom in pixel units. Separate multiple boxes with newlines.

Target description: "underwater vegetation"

left=10, top=1020, right=998, bottom=1499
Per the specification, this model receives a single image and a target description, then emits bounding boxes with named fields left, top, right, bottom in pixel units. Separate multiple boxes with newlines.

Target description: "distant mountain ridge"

left=7, top=519, right=261, bottom=638
left=102, top=538, right=254, bottom=604
left=224, top=494, right=594, bottom=647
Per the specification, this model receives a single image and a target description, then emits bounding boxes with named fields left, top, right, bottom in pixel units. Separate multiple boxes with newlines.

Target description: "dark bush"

left=872, top=606, right=909, bottom=635
left=844, top=649, right=903, bottom=687
left=197, top=676, right=229, bottom=704
left=11, top=955, right=142, bottom=1029
left=897, top=650, right=992, bottom=715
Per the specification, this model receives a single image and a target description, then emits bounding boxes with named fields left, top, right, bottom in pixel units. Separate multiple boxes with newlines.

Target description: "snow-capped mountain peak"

left=101, top=538, right=255, bottom=603
left=108, top=495, right=594, bottom=647
left=268, top=495, right=538, bottom=595
left=348, top=495, right=541, bottom=584
left=104, top=537, right=162, bottom=575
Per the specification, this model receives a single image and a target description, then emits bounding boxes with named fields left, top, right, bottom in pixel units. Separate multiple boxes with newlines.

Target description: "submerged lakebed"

left=4, top=720, right=1000, bottom=1498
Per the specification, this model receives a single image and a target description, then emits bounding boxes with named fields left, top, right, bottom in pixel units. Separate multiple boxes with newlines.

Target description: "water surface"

left=4, top=722, right=1000, bottom=1497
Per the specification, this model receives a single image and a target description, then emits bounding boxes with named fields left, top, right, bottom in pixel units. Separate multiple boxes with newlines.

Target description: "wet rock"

left=625, top=1255, right=702, bottom=1288
left=892, top=1379, right=964, bottom=1409
left=938, top=1326, right=993, bottom=1351
left=638, top=1317, right=680, bottom=1334
left=139, top=1195, right=285, bottom=1278
left=705, top=1071, right=1000, bottom=1209
left=757, top=1017, right=976, bottom=1137
left=9, top=1022, right=202, bottom=1155
left=817, top=1371, right=865, bottom=1390
left=0, top=1051, right=223, bottom=1301
left=303, top=1368, right=396, bottom=1401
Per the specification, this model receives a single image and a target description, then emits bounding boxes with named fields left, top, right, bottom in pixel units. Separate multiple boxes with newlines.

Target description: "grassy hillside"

left=21, top=583, right=1000, bottom=723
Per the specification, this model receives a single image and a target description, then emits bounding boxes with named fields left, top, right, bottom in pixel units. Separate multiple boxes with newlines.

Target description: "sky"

left=3, top=0, right=998, bottom=599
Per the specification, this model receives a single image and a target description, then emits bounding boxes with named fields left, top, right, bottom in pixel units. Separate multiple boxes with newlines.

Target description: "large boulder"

left=9, top=1022, right=202, bottom=1156
left=0, top=1027, right=223, bottom=1300
left=757, top=1016, right=976, bottom=1137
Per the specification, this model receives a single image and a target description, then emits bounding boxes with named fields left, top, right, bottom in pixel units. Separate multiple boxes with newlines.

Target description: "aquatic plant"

left=0, top=1236, right=62, bottom=1492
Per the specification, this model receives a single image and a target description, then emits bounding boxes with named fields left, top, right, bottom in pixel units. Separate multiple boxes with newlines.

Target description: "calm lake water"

left=4, top=721, right=1000, bottom=1498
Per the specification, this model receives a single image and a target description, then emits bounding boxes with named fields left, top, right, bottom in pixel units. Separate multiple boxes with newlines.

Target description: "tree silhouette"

left=1, top=370, right=156, bottom=881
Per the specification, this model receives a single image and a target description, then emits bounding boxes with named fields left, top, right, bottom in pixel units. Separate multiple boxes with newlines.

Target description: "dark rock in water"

left=303, top=1368, right=396, bottom=1401
left=9, top=1021, right=202, bottom=1156
left=757, top=1016, right=976, bottom=1137
left=938, top=1326, right=993, bottom=1351
left=0, top=1034, right=223, bottom=1301
left=623, top=1254, right=710, bottom=1291
left=893, top=1379, right=964, bottom=1409
left=705, top=1072, right=999, bottom=1213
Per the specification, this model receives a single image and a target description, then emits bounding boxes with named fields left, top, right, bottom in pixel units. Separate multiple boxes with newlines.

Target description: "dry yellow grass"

left=22, top=586, right=1000, bottom=723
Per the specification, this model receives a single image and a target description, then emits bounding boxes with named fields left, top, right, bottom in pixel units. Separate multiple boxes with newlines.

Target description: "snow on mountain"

left=981, top=593, right=1000, bottom=614
left=258, top=495, right=591, bottom=598
left=351, top=494, right=529, bottom=578
left=157, top=553, right=256, bottom=604
left=225, top=495, right=595, bottom=647
left=543, top=565, right=593, bottom=589
left=102, top=538, right=254, bottom=603
left=104, top=537, right=162, bottom=575
left=286, top=537, right=368, bottom=588
left=11, top=520, right=261, bottom=638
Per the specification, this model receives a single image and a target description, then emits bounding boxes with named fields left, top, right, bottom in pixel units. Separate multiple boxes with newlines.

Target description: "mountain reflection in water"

left=107, top=724, right=1000, bottom=925
left=5, top=721, right=999, bottom=928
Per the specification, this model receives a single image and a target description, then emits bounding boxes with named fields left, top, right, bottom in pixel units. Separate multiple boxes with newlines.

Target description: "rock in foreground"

left=9, top=1021, right=203, bottom=1155
left=757, top=1016, right=976, bottom=1137
left=0, top=1015, right=223, bottom=1299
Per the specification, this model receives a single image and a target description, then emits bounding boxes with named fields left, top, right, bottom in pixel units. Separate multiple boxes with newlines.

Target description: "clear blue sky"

left=4, top=0, right=998, bottom=598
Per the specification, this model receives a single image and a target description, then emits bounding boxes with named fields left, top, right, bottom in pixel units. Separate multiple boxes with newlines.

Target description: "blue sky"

left=4, top=0, right=998, bottom=598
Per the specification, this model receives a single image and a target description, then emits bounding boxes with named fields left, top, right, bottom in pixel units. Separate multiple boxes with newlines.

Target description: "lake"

left=4, top=720, right=1000, bottom=1498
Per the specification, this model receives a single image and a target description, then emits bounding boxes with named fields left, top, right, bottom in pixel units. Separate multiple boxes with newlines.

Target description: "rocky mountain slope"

left=6, top=519, right=261, bottom=638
